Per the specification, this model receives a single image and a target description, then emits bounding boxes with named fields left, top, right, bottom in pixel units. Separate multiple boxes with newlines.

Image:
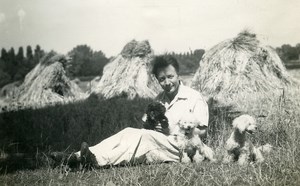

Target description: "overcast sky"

left=0, top=0, right=299, bottom=57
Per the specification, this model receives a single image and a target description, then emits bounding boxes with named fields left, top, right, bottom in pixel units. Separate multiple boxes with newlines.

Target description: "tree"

left=0, top=48, right=8, bottom=72
left=0, top=68, right=11, bottom=87
left=194, top=49, right=205, bottom=58
left=296, top=43, right=300, bottom=59
left=1, top=48, right=8, bottom=61
left=281, top=44, right=298, bottom=61
left=14, top=47, right=29, bottom=80
left=90, top=50, right=109, bottom=75
left=67, top=45, right=108, bottom=77
left=0, top=58, right=5, bottom=71
left=26, top=45, right=33, bottom=59
left=16, top=47, right=25, bottom=65
left=168, top=49, right=205, bottom=75
left=33, top=45, right=44, bottom=65
left=6, top=48, right=17, bottom=78
left=8, top=47, right=15, bottom=61
left=68, top=45, right=92, bottom=76
left=26, top=45, right=34, bottom=68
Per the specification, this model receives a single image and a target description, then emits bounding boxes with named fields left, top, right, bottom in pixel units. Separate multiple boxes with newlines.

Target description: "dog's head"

left=146, top=102, right=168, bottom=128
left=178, top=113, right=199, bottom=136
left=232, top=114, right=257, bottom=134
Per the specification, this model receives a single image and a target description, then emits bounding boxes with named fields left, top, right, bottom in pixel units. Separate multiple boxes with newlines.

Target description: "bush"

left=0, top=69, right=11, bottom=88
left=0, top=96, right=152, bottom=153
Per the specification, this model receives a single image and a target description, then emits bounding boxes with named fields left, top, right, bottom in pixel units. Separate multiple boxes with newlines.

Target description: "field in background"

left=76, top=74, right=195, bottom=93
left=288, top=69, right=300, bottom=80
left=76, top=69, right=300, bottom=93
left=181, top=69, right=300, bottom=87
left=0, top=70, right=299, bottom=185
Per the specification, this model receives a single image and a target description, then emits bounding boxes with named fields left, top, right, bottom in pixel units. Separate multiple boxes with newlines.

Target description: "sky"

left=0, top=0, right=299, bottom=57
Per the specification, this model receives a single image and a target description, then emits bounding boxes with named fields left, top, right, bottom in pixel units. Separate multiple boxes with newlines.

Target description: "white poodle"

left=173, top=113, right=216, bottom=163
left=223, top=114, right=271, bottom=165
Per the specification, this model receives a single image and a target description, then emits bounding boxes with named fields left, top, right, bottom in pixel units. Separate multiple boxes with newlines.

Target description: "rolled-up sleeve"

left=192, top=98, right=209, bottom=127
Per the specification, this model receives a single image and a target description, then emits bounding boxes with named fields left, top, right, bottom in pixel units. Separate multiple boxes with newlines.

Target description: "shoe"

left=50, top=152, right=65, bottom=161
left=67, top=152, right=81, bottom=168
left=49, top=151, right=80, bottom=169
left=49, top=151, right=67, bottom=167
left=80, top=142, right=100, bottom=169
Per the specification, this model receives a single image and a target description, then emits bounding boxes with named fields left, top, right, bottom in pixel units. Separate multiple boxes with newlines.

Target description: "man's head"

left=152, top=55, right=180, bottom=98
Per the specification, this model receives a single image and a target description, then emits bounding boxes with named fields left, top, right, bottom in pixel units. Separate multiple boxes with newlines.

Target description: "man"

left=51, top=55, right=209, bottom=168
left=151, top=55, right=208, bottom=139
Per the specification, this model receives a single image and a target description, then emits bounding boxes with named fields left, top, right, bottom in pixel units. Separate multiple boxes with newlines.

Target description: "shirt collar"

left=159, top=81, right=189, bottom=106
left=175, top=83, right=189, bottom=100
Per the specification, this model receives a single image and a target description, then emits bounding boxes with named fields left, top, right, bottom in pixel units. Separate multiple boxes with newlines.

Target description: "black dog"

left=144, top=102, right=169, bottom=134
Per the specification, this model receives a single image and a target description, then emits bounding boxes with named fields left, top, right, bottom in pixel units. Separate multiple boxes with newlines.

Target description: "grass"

left=1, top=150, right=300, bottom=186
left=0, top=70, right=300, bottom=185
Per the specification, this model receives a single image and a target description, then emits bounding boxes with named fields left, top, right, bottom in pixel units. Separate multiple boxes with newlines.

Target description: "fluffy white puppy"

left=173, top=112, right=216, bottom=163
left=223, top=114, right=270, bottom=165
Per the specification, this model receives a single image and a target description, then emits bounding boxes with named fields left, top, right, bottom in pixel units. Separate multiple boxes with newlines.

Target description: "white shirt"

left=155, top=84, right=209, bottom=134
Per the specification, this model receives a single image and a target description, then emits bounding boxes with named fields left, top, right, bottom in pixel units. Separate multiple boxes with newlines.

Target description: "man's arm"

left=193, top=98, right=209, bottom=127
left=198, top=125, right=208, bottom=142
left=193, top=97, right=209, bottom=142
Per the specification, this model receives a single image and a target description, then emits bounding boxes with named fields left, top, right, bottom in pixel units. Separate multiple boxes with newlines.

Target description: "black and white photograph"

left=0, top=0, right=300, bottom=185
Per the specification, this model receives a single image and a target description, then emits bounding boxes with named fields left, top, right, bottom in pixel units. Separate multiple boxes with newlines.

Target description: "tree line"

left=2, top=42, right=298, bottom=89
left=0, top=44, right=204, bottom=88
left=0, top=45, right=110, bottom=88
left=170, top=49, right=205, bottom=75
left=276, top=43, right=300, bottom=63
left=67, top=45, right=109, bottom=78
left=0, top=45, right=44, bottom=87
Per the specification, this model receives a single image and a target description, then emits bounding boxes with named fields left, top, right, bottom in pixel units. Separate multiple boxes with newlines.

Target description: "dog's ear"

left=232, top=117, right=239, bottom=128
left=232, top=115, right=248, bottom=133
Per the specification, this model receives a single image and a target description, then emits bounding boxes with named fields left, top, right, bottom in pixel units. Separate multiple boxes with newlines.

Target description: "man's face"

left=156, top=65, right=180, bottom=96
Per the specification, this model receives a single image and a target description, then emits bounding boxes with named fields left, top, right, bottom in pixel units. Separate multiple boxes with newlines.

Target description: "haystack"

left=92, top=40, right=162, bottom=99
left=0, top=81, right=22, bottom=101
left=11, top=51, right=87, bottom=109
left=191, top=31, right=296, bottom=114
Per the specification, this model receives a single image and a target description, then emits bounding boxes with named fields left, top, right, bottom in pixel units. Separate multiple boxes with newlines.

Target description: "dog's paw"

left=222, top=153, right=234, bottom=164
left=181, top=152, right=191, bottom=163
left=193, top=151, right=205, bottom=163
left=201, top=146, right=216, bottom=162
left=238, top=154, right=249, bottom=166
left=208, top=157, right=217, bottom=163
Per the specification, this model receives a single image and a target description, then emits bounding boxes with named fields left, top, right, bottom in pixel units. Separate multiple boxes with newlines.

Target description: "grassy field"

left=288, top=69, right=300, bottom=80
left=1, top=144, right=299, bottom=185
left=1, top=155, right=300, bottom=186
left=0, top=70, right=300, bottom=185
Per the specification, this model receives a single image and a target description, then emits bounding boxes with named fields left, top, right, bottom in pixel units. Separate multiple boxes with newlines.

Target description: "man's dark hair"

left=151, top=55, right=179, bottom=77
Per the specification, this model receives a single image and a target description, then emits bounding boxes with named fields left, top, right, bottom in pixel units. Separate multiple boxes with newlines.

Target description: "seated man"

left=51, top=55, right=209, bottom=168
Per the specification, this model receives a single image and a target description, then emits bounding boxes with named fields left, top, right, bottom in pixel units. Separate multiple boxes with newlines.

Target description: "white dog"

left=223, top=114, right=271, bottom=165
left=173, top=113, right=216, bottom=163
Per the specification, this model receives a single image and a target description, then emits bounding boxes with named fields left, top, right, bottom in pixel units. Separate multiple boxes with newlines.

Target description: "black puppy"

left=144, top=102, right=169, bottom=134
